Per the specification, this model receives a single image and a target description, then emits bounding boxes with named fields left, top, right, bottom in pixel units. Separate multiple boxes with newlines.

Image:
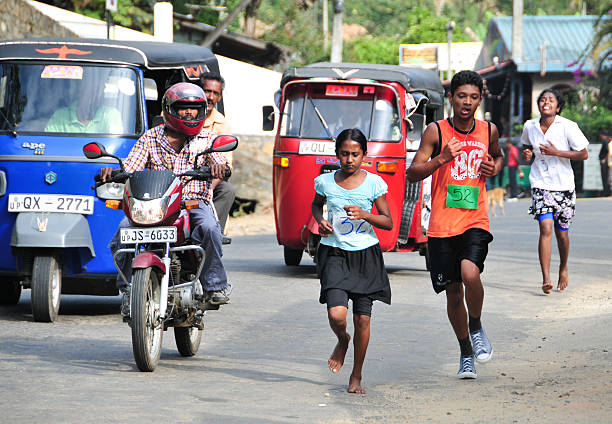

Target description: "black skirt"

left=317, top=243, right=391, bottom=305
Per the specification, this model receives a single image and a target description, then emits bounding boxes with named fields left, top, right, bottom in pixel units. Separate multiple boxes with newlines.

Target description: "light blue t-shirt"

left=314, top=170, right=388, bottom=251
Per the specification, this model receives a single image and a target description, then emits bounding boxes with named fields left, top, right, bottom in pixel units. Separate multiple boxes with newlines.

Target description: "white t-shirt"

left=521, top=115, right=589, bottom=191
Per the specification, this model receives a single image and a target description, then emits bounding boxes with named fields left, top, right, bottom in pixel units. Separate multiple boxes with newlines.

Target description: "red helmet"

left=162, top=82, right=208, bottom=136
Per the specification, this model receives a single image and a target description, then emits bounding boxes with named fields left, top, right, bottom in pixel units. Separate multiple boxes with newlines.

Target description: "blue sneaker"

left=457, top=354, right=477, bottom=379
left=470, top=327, right=493, bottom=363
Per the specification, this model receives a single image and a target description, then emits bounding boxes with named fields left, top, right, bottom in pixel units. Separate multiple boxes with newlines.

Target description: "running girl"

left=521, top=88, right=589, bottom=294
left=311, top=128, right=393, bottom=394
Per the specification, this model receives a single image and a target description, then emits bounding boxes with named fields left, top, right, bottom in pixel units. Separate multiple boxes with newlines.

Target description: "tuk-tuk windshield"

left=0, top=63, right=142, bottom=136
left=280, top=83, right=401, bottom=142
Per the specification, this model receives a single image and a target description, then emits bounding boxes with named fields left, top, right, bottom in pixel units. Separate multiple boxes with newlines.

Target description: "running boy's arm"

left=479, top=123, right=504, bottom=177
left=343, top=193, right=393, bottom=231
left=312, top=193, right=334, bottom=236
left=407, top=122, right=462, bottom=183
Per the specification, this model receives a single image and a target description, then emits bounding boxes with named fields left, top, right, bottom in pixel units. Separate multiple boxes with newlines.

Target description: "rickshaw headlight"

left=130, top=198, right=168, bottom=225
left=96, top=182, right=125, bottom=200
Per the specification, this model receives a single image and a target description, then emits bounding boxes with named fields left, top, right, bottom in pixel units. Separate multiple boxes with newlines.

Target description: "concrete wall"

left=0, top=0, right=77, bottom=39
left=232, top=134, right=275, bottom=209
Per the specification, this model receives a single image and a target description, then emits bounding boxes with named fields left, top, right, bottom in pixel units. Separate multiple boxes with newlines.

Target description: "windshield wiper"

left=306, top=97, right=335, bottom=142
left=0, top=108, right=17, bottom=137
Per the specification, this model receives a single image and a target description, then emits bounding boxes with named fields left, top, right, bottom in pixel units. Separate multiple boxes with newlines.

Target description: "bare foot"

left=348, top=374, right=365, bottom=394
left=558, top=267, right=569, bottom=291
left=328, top=333, right=350, bottom=373
left=542, top=281, right=553, bottom=295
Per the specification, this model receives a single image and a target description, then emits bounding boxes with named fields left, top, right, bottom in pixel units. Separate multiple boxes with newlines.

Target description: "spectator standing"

left=505, top=139, right=521, bottom=201
left=598, top=130, right=610, bottom=196
left=199, top=72, right=236, bottom=233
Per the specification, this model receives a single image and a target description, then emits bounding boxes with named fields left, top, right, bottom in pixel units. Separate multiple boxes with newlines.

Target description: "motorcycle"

left=82, top=135, right=238, bottom=372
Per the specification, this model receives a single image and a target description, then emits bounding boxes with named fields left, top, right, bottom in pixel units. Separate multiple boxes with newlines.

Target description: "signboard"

left=583, top=144, right=603, bottom=191
left=106, top=0, right=118, bottom=12
left=399, top=45, right=438, bottom=70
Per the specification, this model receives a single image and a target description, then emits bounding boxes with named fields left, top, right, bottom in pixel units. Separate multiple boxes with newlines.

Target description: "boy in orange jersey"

left=407, top=71, right=504, bottom=379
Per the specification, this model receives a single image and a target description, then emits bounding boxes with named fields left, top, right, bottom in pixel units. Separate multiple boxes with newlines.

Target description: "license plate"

left=298, top=140, right=336, bottom=156
left=120, top=227, right=177, bottom=244
left=8, top=194, right=94, bottom=215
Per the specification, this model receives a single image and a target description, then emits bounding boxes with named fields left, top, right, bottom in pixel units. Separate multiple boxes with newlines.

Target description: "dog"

left=487, top=187, right=506, bottom=217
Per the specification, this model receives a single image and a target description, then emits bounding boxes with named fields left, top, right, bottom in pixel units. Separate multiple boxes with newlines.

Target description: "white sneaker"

left=470, top=327, right=493, bottom=363
left=457, top=354, right=477, bottom=379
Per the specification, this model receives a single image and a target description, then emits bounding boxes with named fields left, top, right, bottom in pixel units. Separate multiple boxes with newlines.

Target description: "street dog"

left=487, top=187, right=506, bottom=216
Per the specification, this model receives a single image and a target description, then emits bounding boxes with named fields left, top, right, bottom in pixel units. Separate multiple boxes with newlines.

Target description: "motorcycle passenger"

left=101, top=82, right=232, bottom=315
left=198, top=71, right=236, bottom=235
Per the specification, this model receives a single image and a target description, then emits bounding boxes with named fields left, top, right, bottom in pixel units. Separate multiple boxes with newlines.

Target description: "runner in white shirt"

left=521, top=88, right=589, bottom=294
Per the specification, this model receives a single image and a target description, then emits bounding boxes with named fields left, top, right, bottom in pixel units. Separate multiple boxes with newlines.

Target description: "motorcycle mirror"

left=211, top=135, right=239, bottom=153
left=193, top=135, right=239, bottom=168
left=83, top=142, right=108, bottom=159
left=83, top=142, right=125, bottom=171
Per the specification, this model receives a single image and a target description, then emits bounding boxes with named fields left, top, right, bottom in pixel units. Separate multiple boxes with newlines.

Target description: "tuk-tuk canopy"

left=0, top=38, right=219, bottom=74
left=281, top=62, right=444, bottom=107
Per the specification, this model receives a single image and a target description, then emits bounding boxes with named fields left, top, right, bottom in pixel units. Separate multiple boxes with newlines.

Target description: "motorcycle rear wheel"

left=174, top=326, right=202, bottom=357
left=131, top=267, right=163, bottom=372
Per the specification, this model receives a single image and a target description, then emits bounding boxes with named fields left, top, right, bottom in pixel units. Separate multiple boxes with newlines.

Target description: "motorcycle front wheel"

left=174, top=326, right=202, bottom=357
left=131, top=267, right=163, bottom=372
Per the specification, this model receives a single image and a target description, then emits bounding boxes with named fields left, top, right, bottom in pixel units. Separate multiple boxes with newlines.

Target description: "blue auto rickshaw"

left=0, top=38, right=221, bottom=321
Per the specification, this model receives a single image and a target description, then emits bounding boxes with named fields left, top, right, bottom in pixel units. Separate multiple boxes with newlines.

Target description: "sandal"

left=542, top=282, right=553, bottom=295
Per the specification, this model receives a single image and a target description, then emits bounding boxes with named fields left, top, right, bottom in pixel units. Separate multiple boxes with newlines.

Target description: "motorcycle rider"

left=101, top=82, right=232, bottom=315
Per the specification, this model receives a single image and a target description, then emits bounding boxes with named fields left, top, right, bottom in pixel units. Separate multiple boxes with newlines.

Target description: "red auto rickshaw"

left=263, top=63, right=444, bottom=267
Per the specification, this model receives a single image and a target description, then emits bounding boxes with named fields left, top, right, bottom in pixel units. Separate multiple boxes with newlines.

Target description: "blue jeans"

left=109, top=201, right=228, bottom=292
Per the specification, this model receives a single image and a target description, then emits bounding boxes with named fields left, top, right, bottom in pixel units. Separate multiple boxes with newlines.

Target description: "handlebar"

left=92, top=166, right=230, bottom=189
left=92, top=170, right=131, bottom=189
left=179, top=166, right=231, bottom=181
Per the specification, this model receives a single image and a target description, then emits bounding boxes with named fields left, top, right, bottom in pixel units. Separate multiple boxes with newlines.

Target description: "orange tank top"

left=427, top=118, right=490, bottom=238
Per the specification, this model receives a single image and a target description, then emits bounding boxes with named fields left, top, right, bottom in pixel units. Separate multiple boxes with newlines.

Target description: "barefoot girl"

left=311, top=128, right=393, bottom=394
left=521, top=89, right=589, bottom=294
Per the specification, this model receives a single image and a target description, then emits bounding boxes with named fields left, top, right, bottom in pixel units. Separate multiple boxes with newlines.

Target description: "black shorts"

left=325, top=288, right=374, bottom=317
left=428, top=228, right=493, bottom=294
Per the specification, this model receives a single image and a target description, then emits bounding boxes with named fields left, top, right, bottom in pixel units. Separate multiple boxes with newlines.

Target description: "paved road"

left=1, top=198, right=611, bottom=423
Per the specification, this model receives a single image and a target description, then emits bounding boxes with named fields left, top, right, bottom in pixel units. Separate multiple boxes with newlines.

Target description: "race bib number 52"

left=446, top=184, right=479, bottom=209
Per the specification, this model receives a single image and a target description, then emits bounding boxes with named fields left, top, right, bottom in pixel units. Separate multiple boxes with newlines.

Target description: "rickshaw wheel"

left=283, top=247, right=303, bottom=266
left=0, top=279, right=22, bottom=305
left=31, top=255, right=62, bottom=322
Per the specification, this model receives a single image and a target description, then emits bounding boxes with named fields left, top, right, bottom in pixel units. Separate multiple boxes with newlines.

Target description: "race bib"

left=329, top=210, right=371, bottom=240
left=446, top=184, right=479, bottom=209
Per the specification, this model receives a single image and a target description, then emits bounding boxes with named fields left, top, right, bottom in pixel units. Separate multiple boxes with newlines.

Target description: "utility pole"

left=201, top=0, right=252, bottom=48
left=330, top=0, right=343, bottom=63
left=446, top=20, right=455, bottom=116
left=322, top=0, right=329, bottom=52
left=512, top=0, right=523, bottom=63
left=446, top=20, right=455, bottom=82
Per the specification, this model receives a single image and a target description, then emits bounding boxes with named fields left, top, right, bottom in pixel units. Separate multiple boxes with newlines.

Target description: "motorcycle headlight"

left=130, top=198, right=168, bottom=225
left=96, top=182, right=125, bottom=200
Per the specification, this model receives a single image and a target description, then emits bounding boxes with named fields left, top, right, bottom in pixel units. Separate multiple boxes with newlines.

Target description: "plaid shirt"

left=123, top=125, right=229, bottom=203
